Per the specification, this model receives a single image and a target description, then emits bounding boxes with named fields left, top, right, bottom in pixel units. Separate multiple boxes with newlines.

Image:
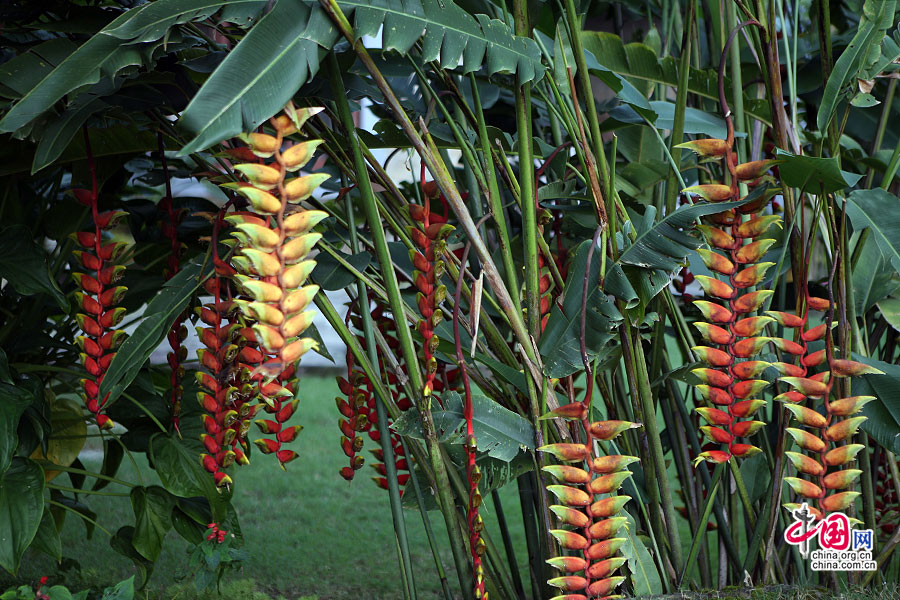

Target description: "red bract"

left=336, top=324, right=367, bottom=481
left=408, top=196, right=453, bottom=398
left=72, top=128, right=128, bottom=430
left=196, top=226, right=257, bottom=490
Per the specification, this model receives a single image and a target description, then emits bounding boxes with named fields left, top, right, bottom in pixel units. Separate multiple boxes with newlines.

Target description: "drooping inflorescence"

left=408, top=193, right=453, bottom=398
left=679, top=91, right=782, bottom=465
left=72, top=130, right=129, bottom=430
left=770, top=286, right=880, bottom=517
left=220, top=104, right=329, bottom=469
left=539, top=414, right=639, bottom=600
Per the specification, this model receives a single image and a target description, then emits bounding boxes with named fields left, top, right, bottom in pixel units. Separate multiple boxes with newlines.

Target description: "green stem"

left=561, top=0, right=610, bottom=199
left=631, top=325, right=684, bottom=575
left=469, top=74, right=521, bottom=308
left=513, top=0, right=538, bottom=338
left=328, top=52, right=417, bottom=600
left=666, top=0, right=696, bottom=214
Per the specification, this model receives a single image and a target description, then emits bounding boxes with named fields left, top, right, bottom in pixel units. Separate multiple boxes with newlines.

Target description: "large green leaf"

left=104, top=0, right=259, bottom=43
left=0, top=226, right=67, bottom=310
left=31, top=97, right=106, bottom=174
left=130, top=486, right=174, bottom=562
left=311, top=250, right=371, bottom=291
left=0, top=382, right=32, bottom=477
left=392, top=391, right=534, bottom=461
left=347, top=0, right=545, bottom=81
left=620, top=511, right=663, bottom=597
left=607, top=198, right=753, bottom=308
left=852, top=234, right=900, bottom=313
left=179, top=0, right=545, bottom=154
left=775, top=150, right=862, bottom=193
left=0, top=39, right=78, bottom=100
left=818, top=0, right=897, bottom=132
left=580, top=31, right=770, bottom=125
left=538, top=240, right=623, bottom=379
left=109, top=527, right=154, bottom=589
left=31, top=509, right=62, bottom=563
left=0, top=458, right=45, bottom=575
left=99, top=260, right=210, bottom=406
left=178, top=0, right=338, bottom=154
left=0, top=10, right=136, bottom=133
left=609, top=101, right=728, bottom=138
left=852, top=354, right=900, bottom=454
left=149, top=435, right=225, bottom=520
left=0, top=1, right=251, bottom=133
left=846, top=188, right=900, bottom=275
left=878, top=297, right=900, bottom=332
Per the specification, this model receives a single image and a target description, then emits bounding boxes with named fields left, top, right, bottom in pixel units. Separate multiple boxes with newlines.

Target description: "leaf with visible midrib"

left=99, top=260, right=210, bottom=406
left=178, top=0, right=337, bottom=155
left=0, top=226, right=67, bottom=310
left=179, top=0, right=545, bottom=153
left=392, top=392, right=534, bottom=461
left=620, top=511, right=663, bottom=597
left=818, top=0, right=897, bottom=132
left=846, top=188, right=900, bottom=276
left=0, top=458, right=45, bottom=575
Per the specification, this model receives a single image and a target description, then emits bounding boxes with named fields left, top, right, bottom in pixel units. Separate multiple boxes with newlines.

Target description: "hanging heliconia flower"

left=196, top=256, right=253, bottom=488
left=679, top=125, right=782, bottom=465
left=767, top=292, right=881, bottom=517
left=336, top=326, right=368, bottom=481
left=539, top=415, right=639, bottom=600
left=222, top=104, right=329, bottom=468
left=408, top=200, right=453, bottom=398
left=72, top=131, right=129, bottom=430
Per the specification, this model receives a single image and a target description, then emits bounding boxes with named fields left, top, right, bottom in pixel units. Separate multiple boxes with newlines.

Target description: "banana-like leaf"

left=538, top=240, right=623, bottom=379
left=179, top=0, right=545, bottom=153
left=818, top=0, right=897, bottom=132
left=619, top=511, right=663, bottom=596
left=0, top=1, right=244, bottom=133
left=605, top=199, right=752, bottom=308
left=852, top=234, right=900, bottom=314
left=99, top=260, right=211, bottom=407
left=178, top=0, right=338, bottom=154
left=847, top=188, right=900, bottom=276
left=852, top=354, right=900, bottom=454
left=580, top=31, right=771, bottom=125
left=391, top=391, right=534, bottom=461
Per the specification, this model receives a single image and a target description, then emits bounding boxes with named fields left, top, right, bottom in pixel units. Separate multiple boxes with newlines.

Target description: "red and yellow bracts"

left=222, top=105, right=328, bottom=468
left=680, top=134, right=781, bottom=464
left=540, top=417, right=640, bottom=600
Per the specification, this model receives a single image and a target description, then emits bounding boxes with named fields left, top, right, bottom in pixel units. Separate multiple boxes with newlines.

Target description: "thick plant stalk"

left=223, top=105, right=328, bottom=468
left=538, top=229, right=639, bottom=599
left=72, top=126, right=129, bottom=430
left=158, top=132, right=187, bottom=432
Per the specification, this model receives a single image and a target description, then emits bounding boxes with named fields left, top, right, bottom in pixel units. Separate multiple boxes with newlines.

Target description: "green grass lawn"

left=2, top=376, right=531, bottom=599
